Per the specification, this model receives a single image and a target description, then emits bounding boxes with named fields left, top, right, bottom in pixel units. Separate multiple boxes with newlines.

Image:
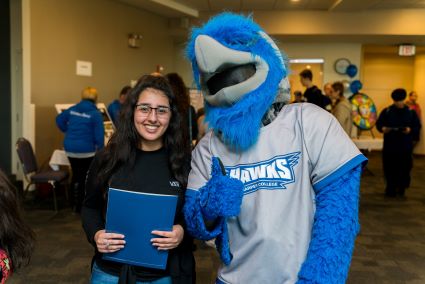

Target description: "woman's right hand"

left=94, top=230, right=126, bottom=253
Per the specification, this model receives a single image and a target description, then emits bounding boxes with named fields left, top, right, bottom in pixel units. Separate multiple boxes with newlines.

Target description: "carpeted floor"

left=8, top=151, right=425, bottom=284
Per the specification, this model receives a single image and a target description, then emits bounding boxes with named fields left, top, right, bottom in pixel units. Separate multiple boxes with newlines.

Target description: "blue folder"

left=103, top=188, right=178, bottom=269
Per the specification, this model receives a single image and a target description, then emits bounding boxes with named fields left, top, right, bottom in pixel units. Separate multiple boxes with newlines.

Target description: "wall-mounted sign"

left=398, top=45, right=416, bottom=56
left=76, top=60, right=92, bottom=76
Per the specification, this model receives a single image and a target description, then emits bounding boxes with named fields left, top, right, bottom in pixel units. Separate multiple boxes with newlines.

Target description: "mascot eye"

left=206, top=63, right=256, bottom=95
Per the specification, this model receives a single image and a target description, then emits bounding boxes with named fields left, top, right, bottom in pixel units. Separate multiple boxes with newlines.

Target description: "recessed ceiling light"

left=290, top=0, right=301, bottom=2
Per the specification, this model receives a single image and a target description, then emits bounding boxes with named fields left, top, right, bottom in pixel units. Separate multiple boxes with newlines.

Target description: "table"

left=352, top=137, right=383, bottom=152
left=352, top=136, right=383, bottom=176
left=49, top=150, right=70, bottom=171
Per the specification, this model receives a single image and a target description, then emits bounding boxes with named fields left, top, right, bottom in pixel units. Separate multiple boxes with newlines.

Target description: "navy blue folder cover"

left=103, top=188, right=178, bottom=269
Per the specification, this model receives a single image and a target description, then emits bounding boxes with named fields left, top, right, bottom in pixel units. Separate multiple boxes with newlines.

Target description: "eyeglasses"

left=135, top=104, right=170, bottom=117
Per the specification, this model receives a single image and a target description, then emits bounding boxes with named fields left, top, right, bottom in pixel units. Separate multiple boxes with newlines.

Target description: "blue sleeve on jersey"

left=183, top=157, right=244, bottom=265
left=297, top=164, right=362, bottom=284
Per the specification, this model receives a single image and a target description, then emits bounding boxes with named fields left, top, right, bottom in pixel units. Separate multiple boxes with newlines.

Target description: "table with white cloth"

left=352, top=136, right=383, bottom=152
left=352, top=136, right=383, bottom=175
left=49, top=149, right=70, bottom=171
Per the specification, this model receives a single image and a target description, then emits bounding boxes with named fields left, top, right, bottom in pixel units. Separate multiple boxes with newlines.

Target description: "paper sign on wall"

left=76, top=60, right=92, bottom=76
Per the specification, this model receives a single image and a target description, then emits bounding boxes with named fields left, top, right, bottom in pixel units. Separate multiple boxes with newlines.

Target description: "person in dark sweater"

left=108, top=85, right=132, bottom=127
left=165, top=73, right=198, bottom=146
left=376, top=88, right=421, bottom=197
left=81, top=75, right=195, bottom=284
left=299, top=69, right=332, bottom=111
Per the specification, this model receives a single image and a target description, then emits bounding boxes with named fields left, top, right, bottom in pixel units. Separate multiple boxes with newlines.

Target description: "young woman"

left=81, top=75, right=195, bottom=284
left=330, top=81, right=353, bottom=136
left=0, top=170, right=35, bottom=283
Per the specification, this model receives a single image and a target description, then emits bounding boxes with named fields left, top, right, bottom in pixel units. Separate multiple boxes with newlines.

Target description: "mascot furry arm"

left=183, top=13, right=367, bottom=283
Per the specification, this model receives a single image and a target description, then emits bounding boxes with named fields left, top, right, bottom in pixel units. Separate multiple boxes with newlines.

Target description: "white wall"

left=280, top=42, right=362, bottom=86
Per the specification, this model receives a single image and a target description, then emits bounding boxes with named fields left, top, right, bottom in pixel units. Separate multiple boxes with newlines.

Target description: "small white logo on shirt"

left=169, top=181, right=180, bottom=188
left=70, top=110, right=91, bottom=119
left=225, top=152, right=300, bottom=195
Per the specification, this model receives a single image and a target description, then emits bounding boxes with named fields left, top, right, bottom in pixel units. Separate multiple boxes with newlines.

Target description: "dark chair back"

left=16, top=137, right=38, bottom=174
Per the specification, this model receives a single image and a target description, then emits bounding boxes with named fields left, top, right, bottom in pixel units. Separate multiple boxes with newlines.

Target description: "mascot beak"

left=194, top=34, right=269, bottom=107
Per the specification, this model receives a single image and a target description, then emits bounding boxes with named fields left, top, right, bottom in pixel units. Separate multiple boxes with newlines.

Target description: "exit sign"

left=399, top=45, right=416, bottom=56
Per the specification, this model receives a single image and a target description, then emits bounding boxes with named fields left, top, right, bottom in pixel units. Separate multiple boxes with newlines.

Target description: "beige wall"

left=30, top=0, right=175, bottom=162
left=361, top=51, right=415, bottom=138
left=282, top=42, right=362, bottom=93
left=173, top=41, right=193, bottom=87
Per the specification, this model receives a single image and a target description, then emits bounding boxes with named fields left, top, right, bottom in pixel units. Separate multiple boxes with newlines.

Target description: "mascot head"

left=186, top=13, right=289, bottom=151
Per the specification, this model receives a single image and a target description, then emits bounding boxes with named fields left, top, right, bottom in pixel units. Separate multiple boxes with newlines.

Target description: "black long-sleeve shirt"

left=376, top=104, right=421, bottom=152
left=303, top=85, right=332, bottom=111
left=81, top=147, right=194, bottom=283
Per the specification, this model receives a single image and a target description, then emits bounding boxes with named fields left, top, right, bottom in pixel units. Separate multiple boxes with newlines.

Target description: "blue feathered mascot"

left=183, top=13, right=367, bottom=284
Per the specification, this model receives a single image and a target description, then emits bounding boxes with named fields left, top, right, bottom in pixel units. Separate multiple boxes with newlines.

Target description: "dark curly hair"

left=96, top=75, right=191, bottom=193
left=0, top=170, right=35, bottom=271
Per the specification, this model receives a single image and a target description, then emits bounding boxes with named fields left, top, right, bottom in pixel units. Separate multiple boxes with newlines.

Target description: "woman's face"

left=134, top=88, right=171, bottom=151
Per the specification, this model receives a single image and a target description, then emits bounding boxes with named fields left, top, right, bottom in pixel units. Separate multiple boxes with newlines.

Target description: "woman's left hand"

left=151, top=225, right=184, bottom=250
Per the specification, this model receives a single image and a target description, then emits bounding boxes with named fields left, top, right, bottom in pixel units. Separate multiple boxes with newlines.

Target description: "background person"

left=330, top=81, right=353, bottom=136
left=323, top=82, right=333, bottom=99
left=0, top=170, right=35, bottom=283
left=165, top=73, right=198, bottom=146
left=291, top=90, right=305, bottom=103
left=195, top=107, right=208, bottom=141
left=405, top=91, right=422, bottom=121
left=376, top=88, right=421, bottom=198
left=56, top=87, right=104, bottom=213
left=406, top=91, right=422, bottom=146
left=299, top=69, right=332, bottom=111
left=81, top=75, right=195, bottom=284
left=107, top=85, right=132, bottom=127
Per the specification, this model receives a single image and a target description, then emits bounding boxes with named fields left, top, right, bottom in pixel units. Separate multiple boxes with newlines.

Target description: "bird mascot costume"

left=183, top=13, right=367, bottom=284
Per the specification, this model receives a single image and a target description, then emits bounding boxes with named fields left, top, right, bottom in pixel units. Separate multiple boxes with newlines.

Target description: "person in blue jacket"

left=56, top=87, right=104, bottom=213
left=107, top=85, right=131, bottom=127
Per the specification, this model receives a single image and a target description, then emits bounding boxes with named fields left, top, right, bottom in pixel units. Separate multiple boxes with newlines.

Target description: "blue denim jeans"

left=90, top=262, right=172, bottom=284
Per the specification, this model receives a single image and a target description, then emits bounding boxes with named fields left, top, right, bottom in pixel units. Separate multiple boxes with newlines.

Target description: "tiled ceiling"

left=116, top=0, right=425, bottom=44
left=138, top=0, right=425, bottom=14
left=118, top=0, right=425, bottom=17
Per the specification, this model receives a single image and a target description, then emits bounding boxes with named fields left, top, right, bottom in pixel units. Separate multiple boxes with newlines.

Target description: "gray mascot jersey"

left=188, top=103, right=366, bottom=284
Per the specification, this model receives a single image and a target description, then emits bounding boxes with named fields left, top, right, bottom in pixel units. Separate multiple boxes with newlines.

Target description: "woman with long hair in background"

left=0, top=170, right=35, bottom=283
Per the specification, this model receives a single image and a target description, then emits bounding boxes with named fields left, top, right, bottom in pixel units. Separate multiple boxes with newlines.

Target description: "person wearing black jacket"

left=81, top=75, right=195, bottom=284
left=376, top=88, right=421, bottom=197
left=299, top=69, right=332, bottom=111
left=165, top=73, right=198, bottom=147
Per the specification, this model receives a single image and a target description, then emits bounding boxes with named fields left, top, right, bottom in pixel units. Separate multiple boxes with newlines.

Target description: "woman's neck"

left=140, top=141, right=163, bottom=151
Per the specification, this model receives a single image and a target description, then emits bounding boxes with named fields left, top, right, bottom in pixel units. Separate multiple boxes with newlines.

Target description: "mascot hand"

left=200, top=157, right=244, bottom=220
